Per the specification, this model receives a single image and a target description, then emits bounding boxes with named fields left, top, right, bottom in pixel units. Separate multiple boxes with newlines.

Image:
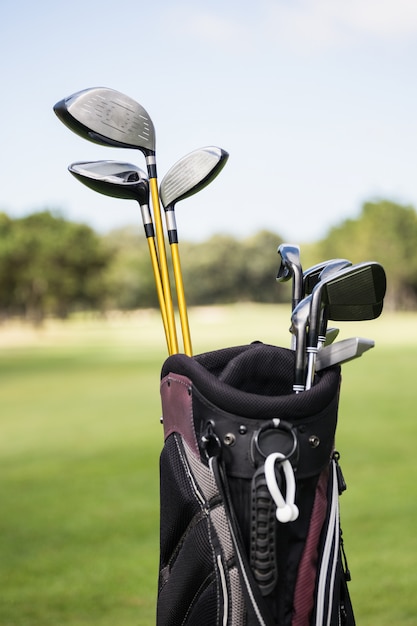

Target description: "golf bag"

left=157, top=342, right=355, bottom=625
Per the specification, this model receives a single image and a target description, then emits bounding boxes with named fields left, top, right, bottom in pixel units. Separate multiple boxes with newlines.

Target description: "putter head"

left=68, top=160, right=149, bottom=204
left=159, top=146, right=229, bottom=209
left=316, top=337, right=375, bottom=371
left=54, top=87, right=155, bottom=153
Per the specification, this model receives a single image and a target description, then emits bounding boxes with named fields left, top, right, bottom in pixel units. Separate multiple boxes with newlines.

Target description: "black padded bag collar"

left=161, top=342, right=340, bottom=420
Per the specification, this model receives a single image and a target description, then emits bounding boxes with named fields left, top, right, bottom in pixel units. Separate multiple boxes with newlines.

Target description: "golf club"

left=303, top=259, right=352, bottom=296
left=305, top=262, right=386, bottom=389
left=290, top=294, right=312, bottom=393
left=67, top=160, right=171, bottom=354
left=323, top=327, right=340, bottom=347
left=277, top=244, right=303, bottom=311
left=314, top=260, right=352, bottom=350
left=315, top=337, right=375, bottom=371
left=54, top=87, right=178, bottom=353
left=159, top=146, right=229, bottom=357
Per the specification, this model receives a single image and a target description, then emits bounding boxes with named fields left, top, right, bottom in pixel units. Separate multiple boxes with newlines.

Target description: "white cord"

left=264, top=452, right=299, bottom=523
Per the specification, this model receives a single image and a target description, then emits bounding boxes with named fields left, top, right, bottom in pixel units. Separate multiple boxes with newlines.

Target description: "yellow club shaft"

left=170, top=242, right=192, bottom=356
left=146, top=236, right=172, bottom=354
left=149, top=176, right=178, bottom=354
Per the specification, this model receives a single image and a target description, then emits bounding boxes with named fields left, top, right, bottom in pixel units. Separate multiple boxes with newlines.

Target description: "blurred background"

left=1, top=1, right=417, bottom=625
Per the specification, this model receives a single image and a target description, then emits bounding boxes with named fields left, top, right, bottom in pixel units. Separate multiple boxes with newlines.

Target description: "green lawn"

left=0, top=305, right=416, bottom=625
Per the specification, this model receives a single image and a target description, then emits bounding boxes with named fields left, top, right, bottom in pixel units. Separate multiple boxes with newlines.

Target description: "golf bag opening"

left=157, top=342, right=355, bottom=626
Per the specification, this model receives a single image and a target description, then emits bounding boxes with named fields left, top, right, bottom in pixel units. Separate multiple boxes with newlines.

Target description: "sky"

left=1, top=0, right=417, bottom=244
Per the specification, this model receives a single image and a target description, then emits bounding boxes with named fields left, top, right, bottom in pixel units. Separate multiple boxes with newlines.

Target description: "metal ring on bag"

left=201, top=421, right=222, bottom=459
left=251, top=418, right=298, bottom=465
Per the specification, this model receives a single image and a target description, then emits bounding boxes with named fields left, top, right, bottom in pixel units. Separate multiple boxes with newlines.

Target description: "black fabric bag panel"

left=158, top=432, right=248, bottom=626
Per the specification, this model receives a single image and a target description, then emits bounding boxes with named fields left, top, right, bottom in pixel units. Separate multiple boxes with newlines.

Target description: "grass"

left=0, top=304, right=416, bottom=625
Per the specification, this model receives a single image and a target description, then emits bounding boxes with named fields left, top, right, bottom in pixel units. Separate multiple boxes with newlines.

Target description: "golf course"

left=1, top=303, right=416, bottom=625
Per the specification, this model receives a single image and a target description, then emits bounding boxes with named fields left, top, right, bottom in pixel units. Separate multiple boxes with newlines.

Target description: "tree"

left=317, top=200, right=417, bottom=309
left=240, top=230, right=290, bottom=303
left=0, top=211, right=112, bottom=323
left=102, top=226, right=160, bottom=309
left=179, top=230, right=288, bottom=306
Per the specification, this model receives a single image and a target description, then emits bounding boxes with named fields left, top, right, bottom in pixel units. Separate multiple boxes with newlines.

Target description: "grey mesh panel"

left=210, top=504, right=233, bottom=561
left=230, top=566, right=245, bottom=624
left=183, top=439, right=218, bottom=501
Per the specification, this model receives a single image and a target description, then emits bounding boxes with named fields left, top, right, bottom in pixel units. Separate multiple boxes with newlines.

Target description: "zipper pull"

left=340, top=528, right=352, bottom=582
left=333, top=451, right=347, bottom=494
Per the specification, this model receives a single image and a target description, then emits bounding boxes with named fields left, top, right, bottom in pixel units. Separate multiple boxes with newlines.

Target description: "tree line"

left=0, top=199, right=416, bottom=323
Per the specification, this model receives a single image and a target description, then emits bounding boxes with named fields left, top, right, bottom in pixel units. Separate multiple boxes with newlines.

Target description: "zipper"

left=315, top=459, right=340, bottom=626
left=217, top=554, right=228, bottom=626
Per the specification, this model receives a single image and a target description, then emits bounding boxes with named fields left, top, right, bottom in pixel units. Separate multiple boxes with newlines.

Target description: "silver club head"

left=316, top=337, right=375, bottom=371
left=54, top=87, right=155, bottom=153
left=159, top=146, right=229, bottom=209
left=68, top=160, right=153, bottom=239
left=303, top=259, right=351, bottom=295
left=277, top=244, right=303, bottom=310
left=68, top=160, right=149, bottom=203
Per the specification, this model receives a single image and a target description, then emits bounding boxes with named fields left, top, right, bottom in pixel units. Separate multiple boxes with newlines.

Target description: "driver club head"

left=54, top=87, right=156, bottom=153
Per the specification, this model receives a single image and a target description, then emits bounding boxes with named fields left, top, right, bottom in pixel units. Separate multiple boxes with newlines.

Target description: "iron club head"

left=303, top=259, right=351, bottom=295
left=277, top=244, right=303, bottom=310
left=308, top=261, right=386, bottom=351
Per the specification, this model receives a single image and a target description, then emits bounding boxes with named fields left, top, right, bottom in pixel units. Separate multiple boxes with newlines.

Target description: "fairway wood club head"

left=68, top=160, right=149, bottom=203
left=68, top=159, right=174, bottom=353
left=68, top=160, right=154, bottom=239
left=54, top=87, right=156, bottom=154
left=159, top=146, right=229, bottom=209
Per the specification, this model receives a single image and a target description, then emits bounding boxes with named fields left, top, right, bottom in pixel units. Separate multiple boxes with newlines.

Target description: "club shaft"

left=305, top=351, right=317, bottom=391
left=148, top=174, right=178, bottom=354
left=146, top=237, right=171, bottom=353
left=170, top=243, right=192, bottom=356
